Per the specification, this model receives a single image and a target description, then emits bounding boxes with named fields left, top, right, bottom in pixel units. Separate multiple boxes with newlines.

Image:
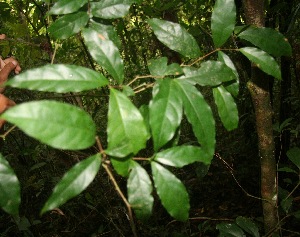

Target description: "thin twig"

left=215, top=153, right=264, bottom=201
left=127, top=75, right=161, bottom=86
left=132, top=157, right=150, bottom=161
left=134, top=83, right=154, bottom=94
left=263, top=214, right=293, bottom=237
left=167, top=217, right=234, bottom=227
left=51, top=43, right=59, bottom=64
left=284, top=180, right=300, bottom=201
left=185, top=48, right=239, bottom=67
left=0, top=125, right=16, bottom=139
left=95, top=136, right=138, bottom=236
left=102, top=162, right=138, bottom=237
left=186, top=48, right=220, bottom=66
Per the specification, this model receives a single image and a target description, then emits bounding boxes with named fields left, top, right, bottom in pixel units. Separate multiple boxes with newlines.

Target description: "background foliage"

left=0, top=0, right=299, bottom=236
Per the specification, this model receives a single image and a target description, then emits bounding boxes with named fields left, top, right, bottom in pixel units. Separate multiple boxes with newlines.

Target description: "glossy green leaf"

left=217, top=223, right=246, bottom=237
left=122, top=85, right=135, bottom=97
left=218, top=51, right=239, bottom=97
left=180, top=61, right=236, bottom=86
left=139, top=105, right=150, bottom=134
left=238, top=26, right=292, bottom=57
left=106, top=89, right=149, bottom=157
left=213, top=85, right=238, bottom=131
left=211, top=0, right=236, bottom=47
left=149, top=79, right=183, bottom=151
left=127, top=161, right=153, bottom=220
left=49, top=0, right=88, bottom=15
left=175, top=80, right=215, bottom=159
left=48, top=11, right=89, bottom=39
left=287, top=147, right=300, bottom=169
left=147, top=18, right=201, bottom=58
left=236, top=216, right=259, bottom=237
left=1, top=101, right=96, bottom=150
left=154, top=145, right=211, bottom=167
left=6, top=64, right=108, bottom=93
left=89, top=20, right=122, bottom=48
left=82, top=28, right=124, bottom=84
left=111, top=157, right=135, bottom=177
left=91, top=0, right=135, bottom=19
left=218, top=51, right=238, bottom=79
left=0, top=154, right=20, bottom=216
left=151, top=161, right=189, bottom=221
left=239, top=47, right=281, bottom=79
left=41, top=154, right=101, bottom=214
left=234, top=25, right=250, bottom=35
left=148, top=57, right=183, bottom=77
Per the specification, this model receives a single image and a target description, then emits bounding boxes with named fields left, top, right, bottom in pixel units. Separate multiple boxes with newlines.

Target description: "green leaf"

left=213, top=85, right=238, bottom=131
left=148, top=57, right=183, bottom=77
left=239, top=47, right=281, bottom=79
left=238, top=26, right=292, bottom=57
left=154, top=145, right=211, bottom=167
left=0, top=154, right=20, bottom=216
left=127, top=161, right=153, bottom=221
left=293, top=210, right=300, bottom=219
left=48, top=11, right=89, bottom=39
left=91, top=0, right=135, bottom=19
left=151, top=161, right=189, bottom=221
left=139, top=104, right=150, bottom=134
left=106, top=89, right=149, bottom=157
left=166, top=63, right=184, bottom=76
left=147, top=18, right=201, bottom=58
left=49, top=0, right=88, bottom=15
left=281, top=197, right=293, bottom=214
left=41, top=154, right=101, bottom=214
left=122, top=85, right=135, bottom=97
left=89, top=20, right=122, bottom=49
left=236, top=216, right=259, bottom=237
left=1, top=101, right=96, bottom=150
left=217, top=223, right=246, bottom=237
left=211, top=0, right=236, bottom=47
left=180, top=61, right=237, bottom=86
left=111, top=157, right=134, bottom=177
left=218, top=51, right=238, bottom=79
left=175, top=80, right=215, bottom=158
left=218, top=51, right=239, bottom=97
left=195, top=163, right=210, bottom=179
left=6, top=64, right=108, bottom=93
left=287, top=147, right=300, bottom=169
left=82, top=28, right=124, bottom=84
left=149, top=79, right=183, bottom=151
left=279, top=118, right=293, bottom=132
left=277, top=167, right=298, bottom=174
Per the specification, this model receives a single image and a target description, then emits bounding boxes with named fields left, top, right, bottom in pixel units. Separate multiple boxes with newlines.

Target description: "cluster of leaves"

left=278, top=146, right=300, bottom=216
left=0, top=0, right=291, bottom=229
left=217, top=216, right=260, bottom=237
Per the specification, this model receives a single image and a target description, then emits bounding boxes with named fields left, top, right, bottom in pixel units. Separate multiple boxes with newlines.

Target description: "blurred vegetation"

left=0, top=0, right=300, bottom=236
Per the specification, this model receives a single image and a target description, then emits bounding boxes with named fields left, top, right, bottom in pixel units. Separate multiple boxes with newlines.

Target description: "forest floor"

left=2, top=126, right=296, bottom=236
left=0, top=145, right=264, bottom=237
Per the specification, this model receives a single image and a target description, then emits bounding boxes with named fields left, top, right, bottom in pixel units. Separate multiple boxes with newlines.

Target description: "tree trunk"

left=243, top=0, right=279, bottom=234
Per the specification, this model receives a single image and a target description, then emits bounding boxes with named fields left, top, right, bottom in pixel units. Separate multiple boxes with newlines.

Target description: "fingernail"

left=11, top=60, right=17, bottom=66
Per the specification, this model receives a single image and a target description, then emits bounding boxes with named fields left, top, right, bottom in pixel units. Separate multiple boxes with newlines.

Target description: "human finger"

left=3, top=57, right=21, bottom=74
left=0, top=62, right=19, bottom=88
